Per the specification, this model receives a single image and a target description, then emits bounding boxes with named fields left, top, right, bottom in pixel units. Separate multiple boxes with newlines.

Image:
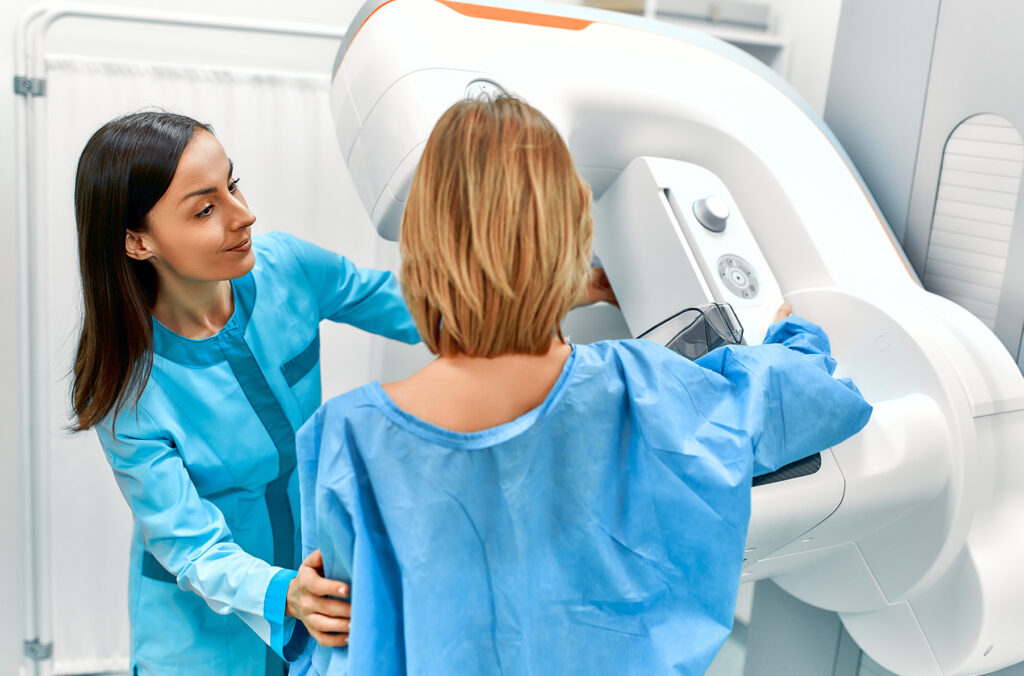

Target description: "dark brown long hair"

left=71, top=111, right=212, bottom=431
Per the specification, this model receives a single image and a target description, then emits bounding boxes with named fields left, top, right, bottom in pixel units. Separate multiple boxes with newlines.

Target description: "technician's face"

left=129, top=130, right=256, bottom=282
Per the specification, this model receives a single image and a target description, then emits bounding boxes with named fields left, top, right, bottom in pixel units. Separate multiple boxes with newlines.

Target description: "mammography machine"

left=328, top=1, right=1024, bottom=673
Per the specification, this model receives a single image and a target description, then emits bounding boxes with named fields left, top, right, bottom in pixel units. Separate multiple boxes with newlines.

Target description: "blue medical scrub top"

left=293, top=317, right=872, bottom=676
left=96, top=232, right=420, bottom=675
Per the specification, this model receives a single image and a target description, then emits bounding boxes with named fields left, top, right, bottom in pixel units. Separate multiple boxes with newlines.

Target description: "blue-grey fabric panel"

left=220, top=330, right=295, bottom=676
left=220, top=329, right=296, bottom=566
left=141, top=551, right=177, bottom=584
left=265, top=645, right=285, bottom=676
left=282, top=334, right=320, bottom=387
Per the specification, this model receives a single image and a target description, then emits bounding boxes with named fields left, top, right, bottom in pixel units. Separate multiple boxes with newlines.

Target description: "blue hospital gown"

left=294, top=317, right=872, bottom=675
left=96, top=232, right=420, bottom=675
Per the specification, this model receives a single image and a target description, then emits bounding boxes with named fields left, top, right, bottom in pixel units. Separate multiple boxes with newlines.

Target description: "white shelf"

left=656, top=14, right=785, bottom=50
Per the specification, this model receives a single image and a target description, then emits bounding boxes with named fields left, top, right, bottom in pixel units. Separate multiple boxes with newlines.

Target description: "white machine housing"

left=330, top=1, right=1024, bottom=674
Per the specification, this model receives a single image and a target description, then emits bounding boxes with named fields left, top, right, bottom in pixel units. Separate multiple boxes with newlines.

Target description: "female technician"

left=70, top=111, right=420, bottom=675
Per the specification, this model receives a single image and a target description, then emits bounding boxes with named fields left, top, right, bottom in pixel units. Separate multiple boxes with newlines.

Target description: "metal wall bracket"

left=13, top=76, right=45, bottom=97
left=23, top=639, right=54, bottom=660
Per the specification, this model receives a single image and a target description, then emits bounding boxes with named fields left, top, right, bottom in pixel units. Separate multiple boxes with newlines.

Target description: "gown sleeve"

left=275, top=232, right=420, bottom=344
left=96, top=403, right=300, bottom=660
left=694, top=315, right=873, bottom=476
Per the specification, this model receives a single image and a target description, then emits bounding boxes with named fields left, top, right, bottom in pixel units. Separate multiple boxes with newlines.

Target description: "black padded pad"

left=752, top=453, right=822, bottom=487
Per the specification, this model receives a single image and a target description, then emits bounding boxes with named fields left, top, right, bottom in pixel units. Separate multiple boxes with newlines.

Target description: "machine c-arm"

left=329, top=1, right=1024, bottom=673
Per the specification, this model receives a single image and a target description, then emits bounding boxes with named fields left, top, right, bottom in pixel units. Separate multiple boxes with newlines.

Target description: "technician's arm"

left=278, top=233, right=421, bottom=344
left=695, top=310, right=872, bottom=476
left=98, top=406, right=305, bottom=661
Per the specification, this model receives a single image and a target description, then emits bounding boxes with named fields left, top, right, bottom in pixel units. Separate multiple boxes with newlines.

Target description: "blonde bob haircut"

left=400, top=96, right=594, bottom=357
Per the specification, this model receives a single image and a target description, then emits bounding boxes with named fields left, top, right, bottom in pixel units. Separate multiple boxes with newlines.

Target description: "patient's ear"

left=125, top=230, right=155, bottom=261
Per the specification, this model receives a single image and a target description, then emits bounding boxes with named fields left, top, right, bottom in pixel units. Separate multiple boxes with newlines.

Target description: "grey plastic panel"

left=904, top=0, right=1024, bottom=358
left=1019, top=326, right=1024, bottom=371
left=824, top=0, right=941, bottom=244
left=922, top=115, right=1022, bottom=331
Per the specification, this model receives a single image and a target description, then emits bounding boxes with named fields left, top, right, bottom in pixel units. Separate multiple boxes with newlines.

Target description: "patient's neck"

left=382, top=337, right=572, bottom=433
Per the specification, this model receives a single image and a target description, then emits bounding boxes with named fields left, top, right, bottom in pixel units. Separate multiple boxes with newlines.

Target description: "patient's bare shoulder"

left=380, top=341, right=571, bottom=433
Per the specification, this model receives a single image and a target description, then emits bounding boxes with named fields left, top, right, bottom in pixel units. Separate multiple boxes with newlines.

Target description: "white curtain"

left=40, top=53, right=425, bottom=674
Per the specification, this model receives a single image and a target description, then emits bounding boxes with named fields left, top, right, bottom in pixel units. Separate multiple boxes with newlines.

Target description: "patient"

left=294, top=96, right=872, bottom=675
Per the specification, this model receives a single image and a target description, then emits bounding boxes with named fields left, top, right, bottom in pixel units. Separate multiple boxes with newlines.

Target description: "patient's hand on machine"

left=577, top=267, right=618, bottom=307
left=774, top=302, right=793, bottom=323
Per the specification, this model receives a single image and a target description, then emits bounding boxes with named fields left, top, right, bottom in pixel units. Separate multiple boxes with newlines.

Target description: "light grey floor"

left=76, top=631, right=750, bottom=676
left=713, top=616, right=1024, bottom=676
left=707, top=622, right=748, bottom=675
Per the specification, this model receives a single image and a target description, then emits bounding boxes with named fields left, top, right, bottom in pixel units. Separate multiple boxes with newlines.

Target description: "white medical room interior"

left=3, top=0, right=1024, bottom=674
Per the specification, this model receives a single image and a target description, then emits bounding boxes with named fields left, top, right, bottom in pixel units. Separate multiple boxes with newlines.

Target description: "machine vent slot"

left=923, top=114, right=1023, bottom=330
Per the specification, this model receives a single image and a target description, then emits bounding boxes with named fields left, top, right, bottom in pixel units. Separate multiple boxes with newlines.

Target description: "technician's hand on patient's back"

left=287, top=549, right=352, bottom=647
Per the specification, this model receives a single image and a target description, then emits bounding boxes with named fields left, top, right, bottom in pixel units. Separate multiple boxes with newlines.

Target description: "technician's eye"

left=228, top=177, right=241, bottom=193
left=196, top=205, right=214, bottom=218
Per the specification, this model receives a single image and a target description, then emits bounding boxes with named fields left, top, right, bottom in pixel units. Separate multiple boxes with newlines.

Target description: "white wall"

left=766, top=0, right=845, bottom=115
left=0, top=0, right=844, bottom=673
left=648, top=0, right=845, bottom=115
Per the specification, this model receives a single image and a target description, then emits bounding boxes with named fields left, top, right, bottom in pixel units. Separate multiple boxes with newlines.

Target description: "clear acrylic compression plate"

left=639, top=303, right=744, bottom=360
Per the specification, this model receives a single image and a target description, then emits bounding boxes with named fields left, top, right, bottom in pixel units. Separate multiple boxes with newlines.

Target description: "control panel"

left=593, top=157, right=785, bottom=344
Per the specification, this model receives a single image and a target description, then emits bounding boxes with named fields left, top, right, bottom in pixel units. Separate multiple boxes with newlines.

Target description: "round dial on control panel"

left=717, top=254, right=760, bottom=299
left=693, top=196, right=730, bottom=232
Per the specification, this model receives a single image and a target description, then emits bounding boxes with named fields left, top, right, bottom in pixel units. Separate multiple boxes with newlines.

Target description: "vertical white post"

left=13, top=39, right=38, bottom=676
left=14, top=7, right=53, bottom=674
left=27, top=11, right=54, bottom=676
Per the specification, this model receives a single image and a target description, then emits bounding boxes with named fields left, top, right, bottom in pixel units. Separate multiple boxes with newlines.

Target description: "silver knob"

left=693, top=196, right=730, bottom=232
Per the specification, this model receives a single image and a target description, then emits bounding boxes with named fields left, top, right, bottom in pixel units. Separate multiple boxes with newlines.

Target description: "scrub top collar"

left=151, top=273, right=257, bottom=367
